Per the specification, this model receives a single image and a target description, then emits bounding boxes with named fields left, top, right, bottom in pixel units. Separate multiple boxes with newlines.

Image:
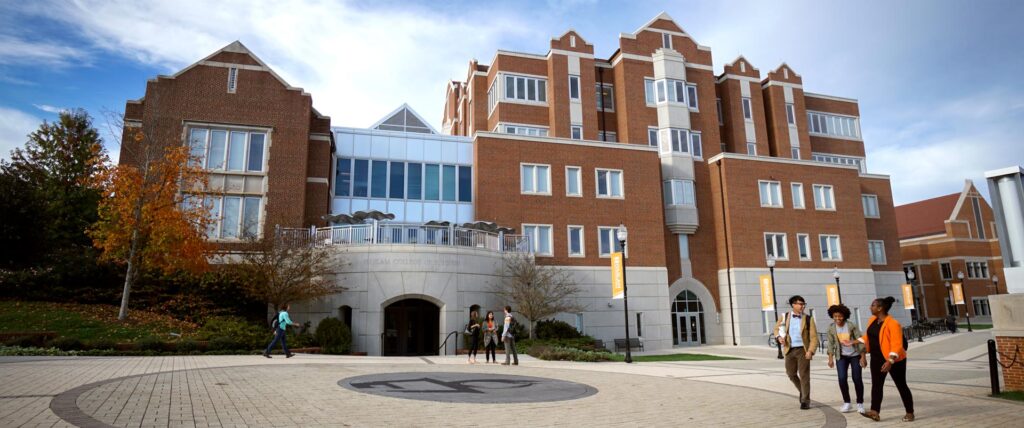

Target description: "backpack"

left=506, top=316, right=518, bottom=335
left=271, top=315, right=281, bottom=331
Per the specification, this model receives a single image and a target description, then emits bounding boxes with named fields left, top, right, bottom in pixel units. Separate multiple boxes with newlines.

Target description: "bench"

left=592, top=339, right=606, bottom=351
left=614, top=338, right=643, bottom=352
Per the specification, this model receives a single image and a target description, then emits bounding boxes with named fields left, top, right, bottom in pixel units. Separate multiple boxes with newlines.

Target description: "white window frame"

left=662, top=33, right=672, bottom=49
left=868, top=240, right=886, bottom=265
left=791, top=183, right=805, bottom=209
left=501, top=123, right=549, bottom=137
left=596, top=83, right=614, bottom=112
left=819, top=234, right=843, bottom=261
left=862, top=194, right=880, bottom=218
left=764, top=232, right=789, bottom=261
left=746, top=142, right=757, bottom=156
left=597, top=226, right=627, bottom=257
left=759, top=180, right=783, bottom=208
left=520, top=163, right=551, bottom=195
left=570, top=125, right=582, bottom=140
left=690, top=131, right=703, bottom=158
left=565, top=166, right=582, bottom=197
left=501, top=73, right=548, bottom=105
left=522, top=224, right=554, bottom=256
left=686, top=84, right=698, bottom=110
left=813, top=184, right=835, bottom=211
left=742, top=97, right=753, bottom=121
left=659, top=128, right=690, bottom=155
left=569, top=75, right=581, bottom=101
left=791, top=147, right=800, bottom=159
left=567, top=225, right=585, bottom=258
left=797, top=233, right=811, bottom=261
left=663, top=179, right=696, bottom=206
left=785, top=103, right=796, bottom=125
left=187, top=125, right=269, bottom=173
left=644, top=78, right=656, bottom=106
left=806, top=110, right=861, bottom=140
left=647, top=127, right=659, bottom=147
left=595, top=168, right=624, bottom=199
left=227, top=67, right=238, bottom=93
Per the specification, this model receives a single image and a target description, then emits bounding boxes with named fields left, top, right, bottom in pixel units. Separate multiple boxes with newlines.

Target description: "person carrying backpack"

left=501, top=305, right=518, bottom=366
left=264, top=304, right=295, bottom=358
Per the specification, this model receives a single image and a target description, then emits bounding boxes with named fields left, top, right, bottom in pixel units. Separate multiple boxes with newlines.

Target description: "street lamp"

left=945, top=280, right=955, bottom=333
left=768, top=257, right=782, bottom=359
left=907, top=269, right=923, bottom=342
left=993, top=275, right=1000, bottom=295
left=617, top=224, right=632, bottom=364
left=958, top=270, right=972, bottom=332
left=833, top=266, right=842, bottom=304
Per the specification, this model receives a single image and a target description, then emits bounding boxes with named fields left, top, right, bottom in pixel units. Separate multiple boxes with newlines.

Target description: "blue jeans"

left=265, top=328, right=289, bottom=355
left=836, top=354, right=864, bottom=404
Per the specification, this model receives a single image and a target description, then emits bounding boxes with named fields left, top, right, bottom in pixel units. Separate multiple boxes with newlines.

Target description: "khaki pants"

left=785, top=347, right=811, bottom=404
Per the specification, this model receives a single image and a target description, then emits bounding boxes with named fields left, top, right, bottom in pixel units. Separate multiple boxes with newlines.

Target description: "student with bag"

left=501, top=306, right=519, bottom=366
left=482, top=311, right=499, bottom=363
left=825, top=304, right=866, bottom=414
left=466, top=310, right=481, bottom=364
left=774, top=295, right=818, bottom=410
left=847, top=296, right=915, bottom=422
left=264, top=304, right=295, bottom=358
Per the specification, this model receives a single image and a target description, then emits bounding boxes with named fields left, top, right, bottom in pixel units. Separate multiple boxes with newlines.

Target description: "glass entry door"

left=676, top=313, right=702, bottom=346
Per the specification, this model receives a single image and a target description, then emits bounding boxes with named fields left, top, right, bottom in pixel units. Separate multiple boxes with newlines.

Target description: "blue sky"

left=1, top=0, right=1021, bottom=205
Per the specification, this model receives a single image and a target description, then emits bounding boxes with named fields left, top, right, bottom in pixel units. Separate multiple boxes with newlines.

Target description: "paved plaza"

left=1, top=331, right=1020, bottom=427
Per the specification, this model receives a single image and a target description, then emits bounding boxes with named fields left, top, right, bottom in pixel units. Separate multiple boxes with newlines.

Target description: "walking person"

left=264, top=304, right=295, bottom=358
left=482, top=311, right=499, bottom=364
left=466, top=310, right=481, bottom=364
left=774, top=295, right=818, bottom=409
left=848, top=296, right=915, bottom=422
left=826, top=304, right=866, bottom=414
left=501, top=305, right=519, bottom=366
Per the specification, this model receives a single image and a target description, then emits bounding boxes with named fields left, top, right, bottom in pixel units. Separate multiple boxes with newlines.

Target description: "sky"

left=0, top=0, right=1021, bottom=205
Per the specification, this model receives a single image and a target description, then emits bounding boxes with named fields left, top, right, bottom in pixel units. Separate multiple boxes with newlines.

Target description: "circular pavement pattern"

left=339, top=371, right=597, bottom=403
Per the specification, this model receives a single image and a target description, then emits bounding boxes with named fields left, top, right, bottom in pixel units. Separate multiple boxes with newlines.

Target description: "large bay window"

left=663, top=179, right=696, bottom=206
left=188, top=126, right=267, bottom=172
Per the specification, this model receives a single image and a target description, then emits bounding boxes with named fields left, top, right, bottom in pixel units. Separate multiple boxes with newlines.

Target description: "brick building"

left=121, top=13, right=906, bottom=354
left=897, top=181, right=1006, bottom=322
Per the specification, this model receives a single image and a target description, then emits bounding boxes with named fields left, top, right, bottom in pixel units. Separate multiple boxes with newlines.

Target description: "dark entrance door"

left=383, top=298, right=439, bottom=356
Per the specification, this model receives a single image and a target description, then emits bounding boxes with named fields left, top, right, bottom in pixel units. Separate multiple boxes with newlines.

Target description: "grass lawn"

left=992, top=391, right=1024, bottom=402
left=959, top=324, right=993, bottom=330
left=0, top=301, right=198, bottom=342
left=609, top=353, right=743, bottom=362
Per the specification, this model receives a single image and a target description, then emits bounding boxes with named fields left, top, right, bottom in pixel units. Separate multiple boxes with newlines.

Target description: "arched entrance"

left=672, top=290, right=706, bottom=346
left=383, top=298, right=439, bottom=356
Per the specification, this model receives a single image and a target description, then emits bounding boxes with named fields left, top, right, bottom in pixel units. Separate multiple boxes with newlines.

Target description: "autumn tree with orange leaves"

left=90, top=123, right=212, bottom=321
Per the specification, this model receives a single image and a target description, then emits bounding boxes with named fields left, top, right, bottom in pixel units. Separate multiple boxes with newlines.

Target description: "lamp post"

left=768, top=257, right=783, bottom=359
left=992, top=275, right=1000, bottom=295
left=945, top=280, right=955, bottom=333
left=617, top=224, right=632, bottom=364
left=832, top=266, right=842, bottom=304
left=959, top=271, right=972, bottom=332
left=908, top=269, right=923, bottom=342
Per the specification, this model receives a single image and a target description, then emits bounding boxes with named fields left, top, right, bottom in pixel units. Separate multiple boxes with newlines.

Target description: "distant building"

left=985, top=166, right=1024, bottom=294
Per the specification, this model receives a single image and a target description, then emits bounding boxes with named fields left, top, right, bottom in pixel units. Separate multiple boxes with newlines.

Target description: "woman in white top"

left=825, top=304, right=867, bottom=414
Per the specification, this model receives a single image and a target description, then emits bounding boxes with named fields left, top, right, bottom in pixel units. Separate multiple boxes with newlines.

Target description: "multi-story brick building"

left=121, top=13, right=906, bottom=354
left=897, top=181, right=1006, bottom=322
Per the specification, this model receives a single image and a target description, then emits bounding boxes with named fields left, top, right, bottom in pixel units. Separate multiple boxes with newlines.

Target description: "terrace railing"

left=277, top=222, right=531, bottom=254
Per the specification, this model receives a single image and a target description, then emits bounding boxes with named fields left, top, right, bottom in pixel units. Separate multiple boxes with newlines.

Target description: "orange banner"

left=826, top=284, right=840, bottom=307
left=902, top=284, right=915, bottom=309
left=611, top=252, right=624, bottom=299
left=952, top=282, right=965, bottom=305
left=759, top=274, right=774, bottom=311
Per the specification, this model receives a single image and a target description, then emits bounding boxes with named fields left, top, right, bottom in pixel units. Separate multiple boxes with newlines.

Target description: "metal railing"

left=279, top=222, right=531, bottom=254
left=439, top=330, right=460, bottom=356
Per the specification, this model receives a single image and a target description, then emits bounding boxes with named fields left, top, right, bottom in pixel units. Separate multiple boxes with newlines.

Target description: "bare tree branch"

left=492, top=252, right=584, bottom=339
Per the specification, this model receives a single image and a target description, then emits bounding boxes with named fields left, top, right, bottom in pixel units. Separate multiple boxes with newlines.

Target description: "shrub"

left=51, top=336, right=84, bottom=351
left=315, top=318, right=351, bottom=354
left=88, top=338, right=117, bottom=350
left=208, top=336, right=240, bottom=351
left=135, top=335, right=165, bottom=351
left=531, top=346, right=613, bottom=362
left=3, top=334, right=49, bottom=348
left=287, top=321, right=316, bottom=348
left=534, top=319, right=582, bottom=340
left=196, top=316, right=268, bottom=350
left=176, top=338, right=200, bottom=353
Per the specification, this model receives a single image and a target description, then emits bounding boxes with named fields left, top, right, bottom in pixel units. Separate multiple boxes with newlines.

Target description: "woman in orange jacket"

left=847, top=296, right=915, bottom=422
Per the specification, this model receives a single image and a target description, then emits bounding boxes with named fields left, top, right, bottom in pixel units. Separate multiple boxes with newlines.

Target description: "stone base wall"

left=991, top=294, right=1024, bottom=392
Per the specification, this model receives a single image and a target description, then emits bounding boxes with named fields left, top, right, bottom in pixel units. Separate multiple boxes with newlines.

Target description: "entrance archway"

left=382, top=298, right=440, bottom=356
left=672, top=290, right=706, bottom=346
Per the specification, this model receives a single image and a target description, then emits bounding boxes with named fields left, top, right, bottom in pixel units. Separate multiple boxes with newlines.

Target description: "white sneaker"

left=840, top=403, right=852, bottom=413
left=857, top=403, right=866, bottom=414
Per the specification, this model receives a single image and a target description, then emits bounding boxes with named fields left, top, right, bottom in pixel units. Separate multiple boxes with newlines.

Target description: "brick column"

left=991, top=294, right=1024, bottom=391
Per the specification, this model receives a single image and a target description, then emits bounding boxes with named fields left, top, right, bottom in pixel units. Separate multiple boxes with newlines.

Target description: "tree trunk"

left=529, top=319, right=535, bottom=339
left=118, top=198, right=144, bottom=321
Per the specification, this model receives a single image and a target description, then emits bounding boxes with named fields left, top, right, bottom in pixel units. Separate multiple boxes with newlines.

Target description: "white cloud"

left=27, top=0, right=537, bottom=130
left=33, top=104, right=66, bottom=114
left=0, top=34, right=90, bottom=67
left=0, top=106, right=40, bottom=161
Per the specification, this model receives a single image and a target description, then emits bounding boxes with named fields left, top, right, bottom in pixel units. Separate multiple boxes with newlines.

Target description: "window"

left=636, top=312, right=643, bottom=337
left=813, top=185, right=835, bottom=210
left=644, top=79, right=655, bottom=105
left=598, top=131, right=617, bottom=142
left=570, top=125, right=582, bottom=140
left=940, top=262, right=953, bottom=280
left=521, top=164, right=551, bottom=195
left=973, top=297, right=991, bottom=316
left=503, top=74, right=547, bottom=103
left=458, top=166, right=472, bottom=202
left=660, top=128, right=699, bottom=155
left=663, top=180, right=696, bottom=206
left=407, top=163, right=422, bottom=199
left=568, top=225, right=584, bottom=257
left=487, top=79, right=498, bottom=113
left=812, top=153, right=865, bottom=172
left=424, top=164, right=440, bottom=200
left=862, top=194, right=880, bottom=218
left=791, top=147, right=800, bottom=159
left=967, top=261, right=989, bottom=279
left=791, top=183, right=805, bottom=209
left=442, top=164, right=457, bottom=201
left=502, top=124, right=549, bottom=137
left=785, top=103, right=796, bottom=125
left=746, top=142, right=757, bottom=156
left=371, top=160, right=387, bottom=198
left=353, top=159, right=369, bottom=197
left=678, top=234, right=690, bottom=259
left=716, top=99, right=724, bottom=125
left=204, top=195, right=262, bottom=240
left=686, top=84, right=698, bottom=109
left=227, top=67, right=238, bottom=93
left=596, top=83, right=614, bottom=111
left=742, top=97, right=752, bottom=120
left=690, top=132, right=703, bottom=158
left=765, top=233, right=788, bottom=260
left=868, top=240, right=886, bottom=265
left=565, top=166, right=582, bottom=197
left=654, top=79, right=688, bottom=104
left=569, top=75, right=581, bottom=101
left=807, top=111, right=859, bottom=139
left=389, top=162, right=405, bottom=199
left=335, top=158, right=352, bottom=196
left=523, top=224, right=553, bottom=256
left=819, top=235, right=842, bottom=261
left=189, top=126, right=267, bottom=173
left=647, top=127, right=659, bottom=147
left=662, top=33, right=672, bottom=49
left=797, top=234, right=811, bottom=260
left=972, top=198, right=987, bottom=239
left=598, top=226, right=626, bottom=256
left=759, top=180, right=782, bottom=207
left=596, top=169, right=623, bottom=198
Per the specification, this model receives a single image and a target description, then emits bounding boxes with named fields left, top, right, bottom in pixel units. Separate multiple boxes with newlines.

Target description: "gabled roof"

left=620, top=12, right=711, bottom=51
left=895, top=192, right=960, bottom=240
left=159, top=41, right=311, bottom=96
left=370, top=104, right=438, bottom=134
